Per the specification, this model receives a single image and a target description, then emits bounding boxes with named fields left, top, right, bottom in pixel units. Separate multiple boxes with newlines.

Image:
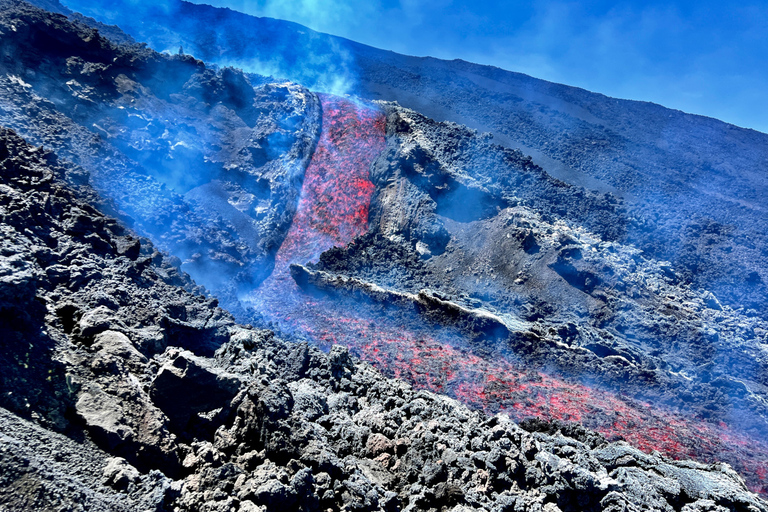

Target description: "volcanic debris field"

left=1, top=0, right=768, bottom=511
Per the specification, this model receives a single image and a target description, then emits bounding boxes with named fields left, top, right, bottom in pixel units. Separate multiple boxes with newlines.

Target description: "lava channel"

left=243, top=93, right=768, bottom=495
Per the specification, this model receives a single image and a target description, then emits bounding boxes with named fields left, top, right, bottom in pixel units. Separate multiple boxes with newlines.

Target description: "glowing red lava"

left=245, top=94, right=768, bottom=495
left=275, top=94, right=381, bottom=266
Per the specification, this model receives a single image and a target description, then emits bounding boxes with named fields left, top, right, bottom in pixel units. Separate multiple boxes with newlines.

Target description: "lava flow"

left=244, top=94, right=768, bottom=495
left=246, top=94, right=384, bottom=308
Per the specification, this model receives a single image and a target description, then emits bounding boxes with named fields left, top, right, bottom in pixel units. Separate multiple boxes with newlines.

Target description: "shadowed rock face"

left=0, top=122, right=765, bottom=512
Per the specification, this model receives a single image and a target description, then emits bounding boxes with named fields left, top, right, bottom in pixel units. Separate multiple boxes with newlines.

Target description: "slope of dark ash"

left=1, top=123, right=766, bottom=512
left=55, top=0, right=768, bottom=317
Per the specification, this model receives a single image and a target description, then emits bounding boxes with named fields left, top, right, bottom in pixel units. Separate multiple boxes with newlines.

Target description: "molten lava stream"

left=244, top=93, right=386, bottom=345
left=244, top=94, right=768, bottom=495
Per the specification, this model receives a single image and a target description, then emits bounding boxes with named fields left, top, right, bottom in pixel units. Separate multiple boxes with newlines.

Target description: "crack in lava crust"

left=243, top=94, right=768, bottom=495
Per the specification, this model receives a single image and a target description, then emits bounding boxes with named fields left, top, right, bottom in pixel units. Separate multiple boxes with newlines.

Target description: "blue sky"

left=192, top=0, right=768, bottom=134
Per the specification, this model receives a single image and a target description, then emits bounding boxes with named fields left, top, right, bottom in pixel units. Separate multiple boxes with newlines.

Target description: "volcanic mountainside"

left=1, top=93, right=766, bottom=512
left=52, top=0, right=768, bottom=321
left=1, top=1, right=768, bottom=511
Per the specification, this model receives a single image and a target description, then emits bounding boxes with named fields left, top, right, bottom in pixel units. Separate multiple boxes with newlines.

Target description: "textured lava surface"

left=275, top=95, right=380, bottom=266
left=245, top=94, right=384, bottom=328
left=246, top=94, right=768, bottom=495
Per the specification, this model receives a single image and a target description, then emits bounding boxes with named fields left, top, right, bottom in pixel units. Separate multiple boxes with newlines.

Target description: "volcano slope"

left=2, top=1, right=768, bottom=510
left=45, top=0, right=768, bottom=321
left=291, top=105, right=768, bottom=493
left=1, top=111, right=767, bottom=511
left=0, top=0, right=321, bottom=311
left=237, top=90, right=768, bottom=493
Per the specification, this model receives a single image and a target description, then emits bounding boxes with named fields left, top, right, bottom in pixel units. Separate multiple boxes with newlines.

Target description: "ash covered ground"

left=1, top=1, right=768, bottom=511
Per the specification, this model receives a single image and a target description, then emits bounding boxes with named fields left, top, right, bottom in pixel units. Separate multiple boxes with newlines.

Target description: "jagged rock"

left=90, top=330, right=148, bottom=374
left=366, top=433, right=394, bottom=458
left=75, top=381, right=134, bottom=448
left=103, top=457, right=141, bottom=490
left=149, top=348, right=241, bottom=431
left=77, top=306, right=128, bottom=341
